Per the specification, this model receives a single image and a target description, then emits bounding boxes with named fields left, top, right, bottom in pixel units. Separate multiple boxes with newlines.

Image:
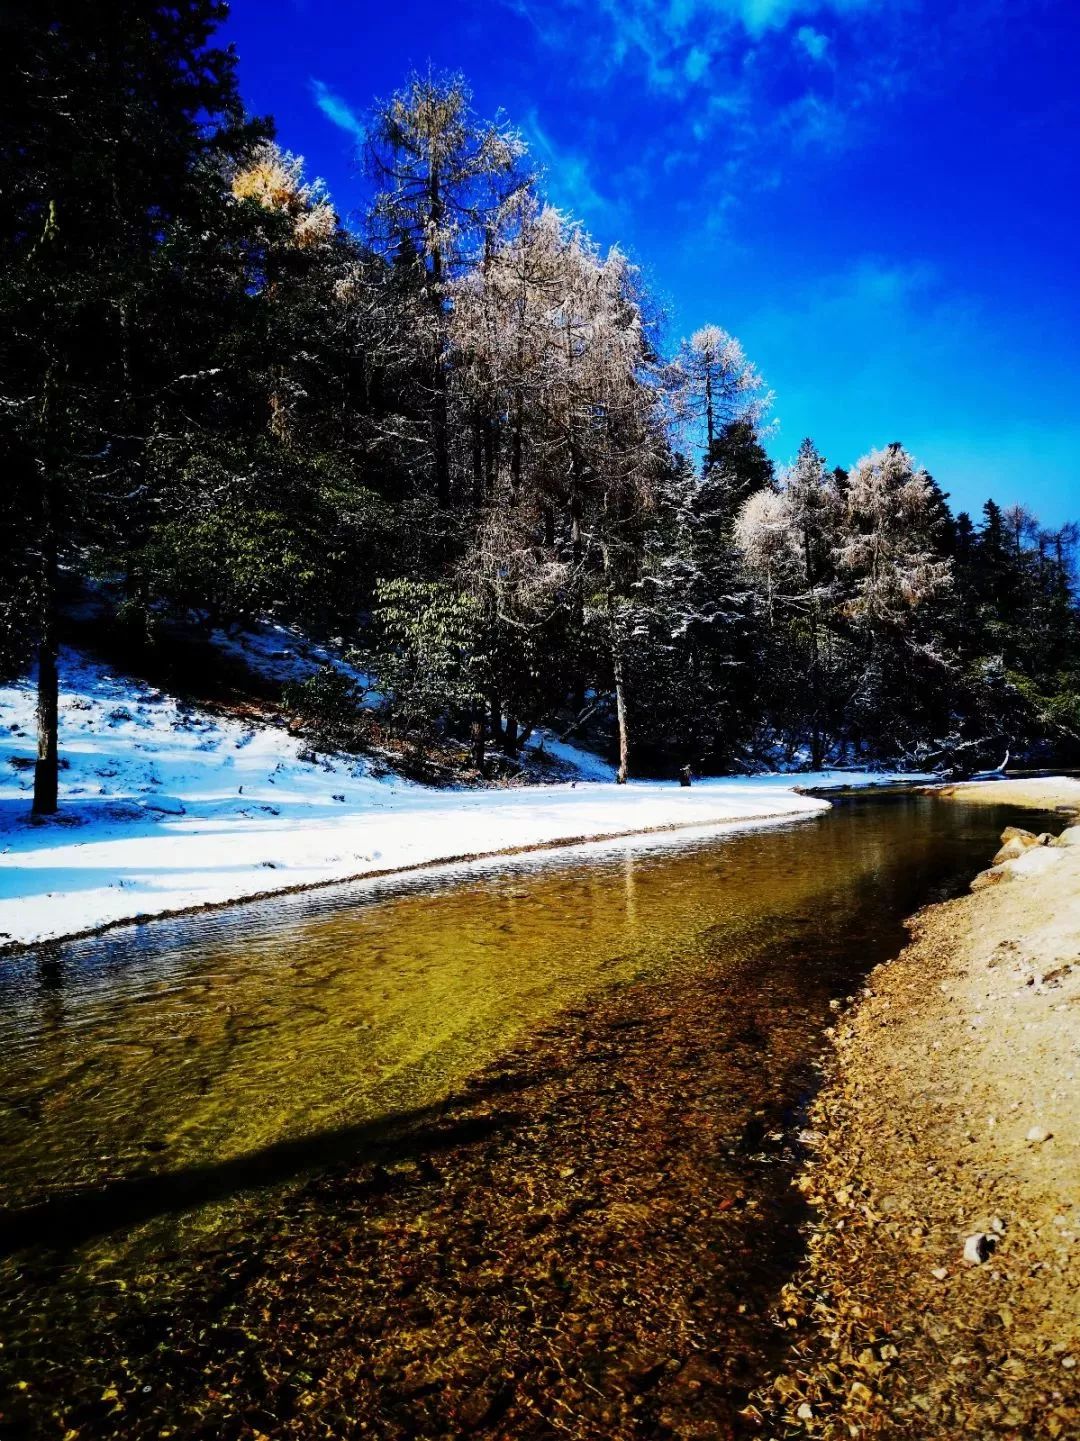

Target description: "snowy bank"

left=0, top=652, right=933, bottom=950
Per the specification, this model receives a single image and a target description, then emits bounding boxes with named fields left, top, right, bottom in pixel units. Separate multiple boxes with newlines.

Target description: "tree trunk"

left=509, top=389, right=523, bottom=501
left=570, top=491, right=585, bottom=712
left=612, top=641, right=630, bottom=784
left=471, top=408, right=484, bottom=506
left=33, top=497, right=59, bottom=816
left=428, top=172, right=451, bottom=507
left=603, top=556, right=630, bottom=784
left=488, top=691, right=504, bottom=747
left=470, top=707, right=486, bottom=775
left=432, top=365, right=450, bottom=506
left=810, top=728, right=825, bottom=771
left=483, top=417, right=497, bottom=497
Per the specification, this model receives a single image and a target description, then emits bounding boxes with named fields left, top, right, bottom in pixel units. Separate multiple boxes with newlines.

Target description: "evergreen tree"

left=0, top=0, right=249, bottom=811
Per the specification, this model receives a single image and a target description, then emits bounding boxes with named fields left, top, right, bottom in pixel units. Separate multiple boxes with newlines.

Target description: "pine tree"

left=0, top=0, right=248, bottom=813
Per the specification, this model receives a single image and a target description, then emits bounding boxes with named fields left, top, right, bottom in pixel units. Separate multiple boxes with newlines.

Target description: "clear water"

left=0, top=791, right=1062, bottom=1437
left=0, top=791, right=1046, bottom=1267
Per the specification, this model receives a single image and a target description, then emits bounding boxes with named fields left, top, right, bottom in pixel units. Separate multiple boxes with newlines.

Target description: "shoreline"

left=1, top=763, right=946, bottom=956
left=0, top=796, right=829, bottom=958
left=758, top=777, right=1080, bottom=1437
left=3, top=773, right=1071, bottom=961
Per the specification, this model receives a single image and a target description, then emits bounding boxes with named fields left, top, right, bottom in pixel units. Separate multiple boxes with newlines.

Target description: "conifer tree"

left=0, top=0, right=248, bottom=812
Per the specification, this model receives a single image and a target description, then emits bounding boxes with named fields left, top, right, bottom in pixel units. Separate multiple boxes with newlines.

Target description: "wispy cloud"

left=504, top=0, right=887, bottom=94
left=521, top=109, right=617, bottom=229
left=309, top=78, right=366, bottom=144
left=498, top=0, right=928, bottom=230
left=796, top=24, right=831, bottom=60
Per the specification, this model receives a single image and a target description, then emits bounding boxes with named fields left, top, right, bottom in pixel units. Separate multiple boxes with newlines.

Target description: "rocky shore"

left=758, top=779, right=1080, bottom=1438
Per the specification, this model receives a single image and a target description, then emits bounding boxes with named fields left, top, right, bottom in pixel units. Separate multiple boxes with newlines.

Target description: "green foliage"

left=143, top=506, right=317, bottom=627
left=372, top=579, right=488, bottom=743
left=282, top=666, right=369, bottom=753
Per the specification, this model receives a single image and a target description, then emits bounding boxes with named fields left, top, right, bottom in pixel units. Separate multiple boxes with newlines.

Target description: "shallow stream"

left=0, top=790, right=1058, bottom=1434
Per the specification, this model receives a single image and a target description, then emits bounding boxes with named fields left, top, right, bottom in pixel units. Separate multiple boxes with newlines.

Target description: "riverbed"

left=0, top=791, right=1054, bottom=1437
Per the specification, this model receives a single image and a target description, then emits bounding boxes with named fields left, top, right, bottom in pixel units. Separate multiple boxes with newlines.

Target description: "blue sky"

left=221, top=0, right=1078, bottom=526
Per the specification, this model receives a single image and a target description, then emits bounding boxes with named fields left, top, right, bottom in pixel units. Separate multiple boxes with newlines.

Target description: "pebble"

left=963, top=1233, right=994, bottom=1265
left=1026, top=1126, right=1052, bottom=1144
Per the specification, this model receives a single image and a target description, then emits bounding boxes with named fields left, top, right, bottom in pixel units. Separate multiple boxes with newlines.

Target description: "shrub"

left=282, top=665, right=368, bottom=753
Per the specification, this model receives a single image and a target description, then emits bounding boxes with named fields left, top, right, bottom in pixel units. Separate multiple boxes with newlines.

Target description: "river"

left=0, top=790, right=1054, bottom=1437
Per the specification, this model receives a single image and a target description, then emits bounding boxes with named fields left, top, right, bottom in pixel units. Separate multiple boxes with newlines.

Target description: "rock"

left=931, top=1266, right=949, bottom=1280
left=670, top=1353, right=723, bottom=1395
left=1026, top=1125, right=1052, bottom=1144
left=963, top=1233, right=995, bottom=1265
left=993, top=834, right=1040, bottom=864
left=1040, top=964, right=1073, bottom=987
left=971, top=867, right=1009, bottom=891
left=1000, top=826, right=1038, bottom=846
left=1052, top=825, right=1080, bottom=848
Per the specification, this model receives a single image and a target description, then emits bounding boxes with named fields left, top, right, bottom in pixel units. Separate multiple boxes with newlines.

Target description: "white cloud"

left=500, top=0, right=924, bottom=238
left=519, top=0, right=881, bottom=71
left=733, top=0, right=872, bottom=35
left=796, top=24, right=830, bottom=59
left=521, top=109, right=616, bottom=227
left=684, top=46, right=711, bottom=82
left=309, top=79, right=366, bottom=144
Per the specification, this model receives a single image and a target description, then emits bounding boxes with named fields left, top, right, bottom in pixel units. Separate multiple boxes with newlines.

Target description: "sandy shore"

left=758, top=779, right=1080, bottom=1438
left=934, top=776, right=1080, bottom=813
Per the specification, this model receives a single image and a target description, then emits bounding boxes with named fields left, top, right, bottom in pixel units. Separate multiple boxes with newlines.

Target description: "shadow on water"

left=0, top=1104, right=520, bottom=1259
left=0, top=791, right=1063, bottom=1436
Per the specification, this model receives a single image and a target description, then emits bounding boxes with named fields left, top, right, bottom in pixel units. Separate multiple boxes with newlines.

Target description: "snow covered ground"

left=0, top=649, right=932, bottom=948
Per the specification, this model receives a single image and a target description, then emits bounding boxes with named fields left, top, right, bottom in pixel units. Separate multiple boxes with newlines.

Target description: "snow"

left=522, top=729, right=618, bottom=781
left=209, top=617, right=383, bottom=703
left=0, top=650, right=931, bottom=949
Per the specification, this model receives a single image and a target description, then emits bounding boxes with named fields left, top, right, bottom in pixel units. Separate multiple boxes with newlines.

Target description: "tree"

left=365, top=71, right=530, bottom=507
left=0, top=0, right=249, bottom=813
left=736, top=439, right=845, bottom=766
left=839, top=443, right=951, bottom=625
left=834, top=444, right=955, bottom=760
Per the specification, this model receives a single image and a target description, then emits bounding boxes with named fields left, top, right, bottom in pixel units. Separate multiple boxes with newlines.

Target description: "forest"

left=4, top=0, right=1079, bottom=817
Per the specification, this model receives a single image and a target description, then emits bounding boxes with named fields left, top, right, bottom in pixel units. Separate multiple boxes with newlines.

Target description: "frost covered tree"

left=832, top=443, right=957, bottom=759
left=676, top=326, right=771, bottom=459
left=838, top=443, right=952, bottom=624
left=365, top=71, right=531, bottom=507
left=736, top=439, right=846, bottom=765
